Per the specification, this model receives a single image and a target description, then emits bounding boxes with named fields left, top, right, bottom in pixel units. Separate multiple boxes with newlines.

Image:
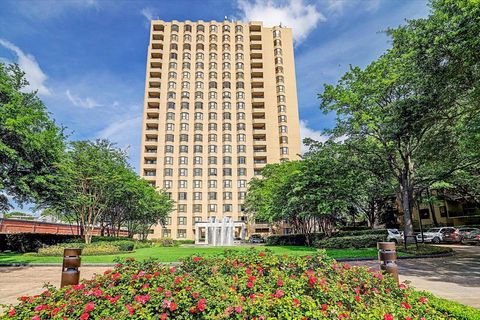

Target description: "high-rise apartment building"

left=140, top=19, right=301, bottom=240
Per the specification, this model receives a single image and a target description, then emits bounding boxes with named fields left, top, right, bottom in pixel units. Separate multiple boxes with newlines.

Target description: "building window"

left=238, top=156, right=246, bottom=164
left=237, top=180, right=247, bottom=188
left=281, top=147, right=289, bottom=155
left=193, top=168, right=203, bottom=176
left=164, top=180, right=172, bottom=189
left=178, top=204, right=187, bottom=212
left=177, top=229, right=187, bottom=238
left=194, top=216, right=202, bottom=223
left=194, top=156, right=203, bottom=165
left=178, top=168, right=188, bottom=176
left=238, top=192, right=246, bottom=200
left=208, top=204, right=217, bottom=212
left=162, top=229, right=171, bottom=238
left=279, top=125, right=288, bottom=133
left=223, top=204, right=232, bottom=212
left=164, top=168, right=173, bottom=176
left=194, top=180, right=202, bottom=188
left=223, top=192, right=232, bottom=200
left=193, top=205, right=202, bottom=213
left=208, top=192, right=217, bottom=200
left=179, top=180, right=187, bottom=188
left=208, top=180, right=217, bottom=188
left=237, top=168, right=246, bottom=176
left=178, top=192, right=187, bottom=201
left=193, top=192, right=202, bottom=200
left=223, top=180, right=232, bottom=188
left=164, top=156, right=173, bottom=165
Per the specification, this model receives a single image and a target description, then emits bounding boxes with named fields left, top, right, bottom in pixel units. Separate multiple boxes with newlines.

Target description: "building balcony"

left=147, top=102, right=160, bottom=109
left=150, top=62, right=162, bottom=69
left=148, top=90, right=160, bottom=99
left=149, top=72, right=161, bottom=79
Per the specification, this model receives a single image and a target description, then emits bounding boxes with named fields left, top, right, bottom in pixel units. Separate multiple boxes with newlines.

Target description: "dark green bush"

left=175, top=239, right=195, bottom=245
left=150, top=237, right=176, bottom=247
left=0, top=234, right=77, bottom=253
left=336, top=229, right=388, bottom=237
left=314, top=234, right=387, bottom=249
left=91, top=236, right=131, bottom=243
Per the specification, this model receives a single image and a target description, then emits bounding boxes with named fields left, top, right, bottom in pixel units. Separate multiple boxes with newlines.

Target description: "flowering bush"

left=1, top=249, right=476, bottom=319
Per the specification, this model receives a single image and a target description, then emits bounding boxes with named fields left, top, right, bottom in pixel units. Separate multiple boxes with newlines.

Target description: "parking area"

left=352, top=244, right=480, bottom=308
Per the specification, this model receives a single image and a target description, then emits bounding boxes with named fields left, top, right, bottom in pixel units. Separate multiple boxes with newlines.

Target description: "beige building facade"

left=140, top=19, right=301, bottom=240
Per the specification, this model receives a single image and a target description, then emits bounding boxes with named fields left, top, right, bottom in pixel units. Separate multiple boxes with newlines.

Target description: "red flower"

left=80, top=312, right=89, bottom=320
left=419, top=297, right=428, bottom=304
left=160, top=313, right=168, bottom=320
left=34, top=305, right=46, bottom=312
left=355, top=295, right=361, bottom=303
left=192, top=292, right=199, bottom=299
left=401, top=302, right=412, bottom=309
left=321, top=304, right=328, bottom=311
left=84, top=302, right=95, bottom=313
left=8, top=309, right=16, bottom=317
left=247, top=281, right=254, bottom=288
left=274, top=289, right=284, bottom=298
left=135, top=295, right=151, bottom=304
left=126, top=304, right=135, bottom=315
left=405, top=317, right=412, bottom=320
left=293, top=298, right=300, bottom=307
left=169, top=302, right=178, bottom=312
left=259, top=252, right=266, bottom=257
left=384, top=314, right=394, bottom=320
left=193, top=256, right=202, bottom=262
left=308, top=276, right=317, bottom=285
left=235, top=306, right=242, bottom=313
left=277, top=279, right=284, bottom=286
left=197, top=298, right=207, bottom=311
left=112, top=273, right=121, bottom=281
left=32, top=316, right=40, bottom=320
left=109, top=295, right=121, bottom=304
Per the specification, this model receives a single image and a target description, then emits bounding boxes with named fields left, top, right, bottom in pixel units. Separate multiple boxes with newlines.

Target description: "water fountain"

left=205, top=217, right=235, bottom=246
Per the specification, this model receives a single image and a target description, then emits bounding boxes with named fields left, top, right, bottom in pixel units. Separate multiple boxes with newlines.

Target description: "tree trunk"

left=400, top=184, right=414, bottom=240
left=426, top=188, right=439, bottom=226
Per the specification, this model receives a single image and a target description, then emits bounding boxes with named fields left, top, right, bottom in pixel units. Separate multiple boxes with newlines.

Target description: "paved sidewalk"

left=351, top=244, right=480, bottom=308
left=0, top=265, right=110, bottom=307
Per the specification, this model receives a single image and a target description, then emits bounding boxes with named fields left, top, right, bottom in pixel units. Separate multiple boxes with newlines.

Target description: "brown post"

left=377, top=242, right=399, bottom=284
left=61, top=248, right=82, bottom=288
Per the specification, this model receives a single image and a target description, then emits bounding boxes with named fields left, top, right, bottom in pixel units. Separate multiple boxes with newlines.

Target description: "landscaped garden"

left=1, top=249, right=479, bottom=319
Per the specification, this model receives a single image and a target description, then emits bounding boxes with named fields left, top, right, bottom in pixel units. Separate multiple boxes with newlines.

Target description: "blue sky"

left=0, top=0, right=431, bottom=172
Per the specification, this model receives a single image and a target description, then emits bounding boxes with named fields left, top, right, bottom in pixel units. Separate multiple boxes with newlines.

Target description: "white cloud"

left=97, top=115, right=143, bottom=168
left=140, top=7, right=155, bottom=21
left=0, top=39, right=51, bottom=96
left=237, top=0, right=325, bottom=44
left=65, top=90, right=102, bottom=108
left=300, top=120, right=328, bottom=154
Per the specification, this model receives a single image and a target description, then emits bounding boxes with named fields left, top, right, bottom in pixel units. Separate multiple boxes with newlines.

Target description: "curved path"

left=351, top=244, right=480, bottom=308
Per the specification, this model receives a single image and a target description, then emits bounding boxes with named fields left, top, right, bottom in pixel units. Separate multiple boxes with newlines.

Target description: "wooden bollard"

left=61, top=248, right=82, bottom=288
left=377, top=242, right=399, bottom=284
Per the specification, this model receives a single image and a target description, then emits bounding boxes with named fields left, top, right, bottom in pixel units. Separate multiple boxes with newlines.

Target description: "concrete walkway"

left=351, top=244, right=480, bottom=308
left=0, top=245, right=479, bottom=309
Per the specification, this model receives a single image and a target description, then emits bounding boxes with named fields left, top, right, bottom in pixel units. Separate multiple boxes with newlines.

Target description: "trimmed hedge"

left=0, top=234, right=77, bottom=253
left=267, top=229, right=388, bottom=247
left=37, top=240, right=135, bottom=256
left=314, top=234, right=387, bottom=249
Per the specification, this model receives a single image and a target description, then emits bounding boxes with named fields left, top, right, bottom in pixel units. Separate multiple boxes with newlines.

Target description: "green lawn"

left=0, top=246, right=396, bottom=264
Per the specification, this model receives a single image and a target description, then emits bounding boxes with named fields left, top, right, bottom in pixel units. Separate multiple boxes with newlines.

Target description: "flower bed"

left=2, top=249, right=478, bottom=319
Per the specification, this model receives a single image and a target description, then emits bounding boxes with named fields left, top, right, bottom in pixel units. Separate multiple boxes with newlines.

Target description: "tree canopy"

left=0, top=63, right=65, bottom=211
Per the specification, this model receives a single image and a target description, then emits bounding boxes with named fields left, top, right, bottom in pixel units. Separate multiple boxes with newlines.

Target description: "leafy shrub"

left=266, top=233, right=325, bottom=246
left=150, top=237, right=176, bottom=247
left=175, top=239, right=195, bottom=245
left=336, top=229, right=388, bottom=237
left=397, top=244, right=453, bottom=256
left=36, top=241, right=135, bottom=256
left=314, top=234, right=386, bottom=249
left=2, top=249, right=476, bottom=319
left=91, top=236, right=131, bottom=243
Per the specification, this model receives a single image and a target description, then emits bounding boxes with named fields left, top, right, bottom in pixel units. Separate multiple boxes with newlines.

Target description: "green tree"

left=0, top=63, right=65, bottom=211
left=319, top=0, right=480, bottom=238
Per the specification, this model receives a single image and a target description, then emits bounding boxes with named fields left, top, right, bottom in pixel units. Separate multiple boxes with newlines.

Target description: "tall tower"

left=140, top=20, right=301, bottom=240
